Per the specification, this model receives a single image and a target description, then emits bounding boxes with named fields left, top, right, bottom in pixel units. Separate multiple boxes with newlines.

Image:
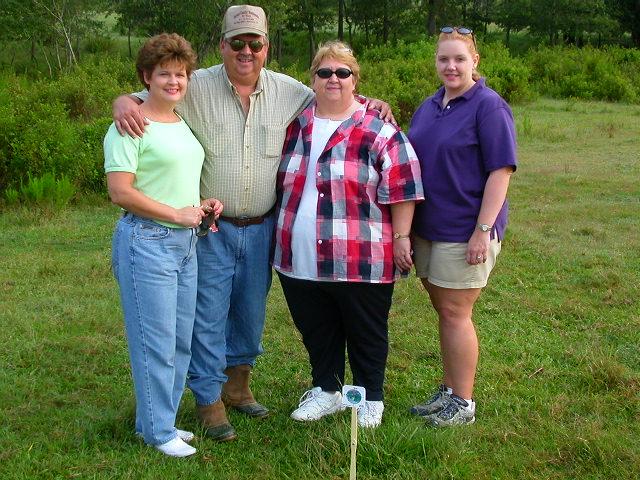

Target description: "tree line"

left=1, top=0, right=639, bottom=73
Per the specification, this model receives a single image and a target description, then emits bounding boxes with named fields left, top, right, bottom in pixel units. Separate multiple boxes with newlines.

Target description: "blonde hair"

left=437, top=30, right=481, bottom=81
left=310, top=40, right=360, bottom=87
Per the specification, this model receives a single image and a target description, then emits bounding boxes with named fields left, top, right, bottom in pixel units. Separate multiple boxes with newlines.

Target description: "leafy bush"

left=0, top=58, right=136, bottom=194
left=527, top=46, right=640, bottom=103
left=83, top=36, right=119, bottom=55
left=1, top=44, right=639, bottom=198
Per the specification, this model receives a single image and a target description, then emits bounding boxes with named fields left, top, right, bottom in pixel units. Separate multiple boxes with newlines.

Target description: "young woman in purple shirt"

left=407, top=27, right=517, bottom=427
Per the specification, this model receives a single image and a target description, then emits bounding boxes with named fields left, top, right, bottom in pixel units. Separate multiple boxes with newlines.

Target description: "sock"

left=463, top=398, right=475, bottom=413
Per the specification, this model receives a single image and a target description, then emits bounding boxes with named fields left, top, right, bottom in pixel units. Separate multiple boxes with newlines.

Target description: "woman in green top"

left=104, top=33, right=222, bottom=458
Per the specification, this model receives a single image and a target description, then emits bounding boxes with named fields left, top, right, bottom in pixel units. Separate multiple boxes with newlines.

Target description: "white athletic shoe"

left=291, top=387, right=344, bottom=421
left=357, top=400, right=384, bottom=428
left=155, top=437, right=197, bottom=457
left=176, top=429, right=195, bottom=442
left=426, top=394, right=476, bottom=427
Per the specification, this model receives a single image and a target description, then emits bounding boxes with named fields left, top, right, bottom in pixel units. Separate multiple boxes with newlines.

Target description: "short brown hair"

left=310, top=40, right=360, bottom=87
left=136, top=33, right=198, bottom=89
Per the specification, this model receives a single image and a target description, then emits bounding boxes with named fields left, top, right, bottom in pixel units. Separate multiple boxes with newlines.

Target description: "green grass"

left=1, top=98, right=639, bottom=479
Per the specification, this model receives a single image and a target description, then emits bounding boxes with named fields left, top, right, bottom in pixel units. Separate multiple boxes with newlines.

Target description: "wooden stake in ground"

left=342, top=385, right=366, bottom=480
left=350, top=407, right=358, bottom=480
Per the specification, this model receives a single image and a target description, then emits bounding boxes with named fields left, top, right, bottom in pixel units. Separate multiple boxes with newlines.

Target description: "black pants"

left=278, top=273, right=394, bottom=401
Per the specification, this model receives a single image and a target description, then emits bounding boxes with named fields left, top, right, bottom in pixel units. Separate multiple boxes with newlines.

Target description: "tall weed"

left=18, top=172, right=76, bottom=209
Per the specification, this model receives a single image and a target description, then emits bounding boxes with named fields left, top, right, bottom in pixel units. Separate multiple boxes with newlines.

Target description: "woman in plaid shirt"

left=272, top=41, right=424, bottom=428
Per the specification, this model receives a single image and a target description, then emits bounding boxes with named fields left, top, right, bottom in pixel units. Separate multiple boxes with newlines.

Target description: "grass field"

left=1, top=98, right=638, bottom=479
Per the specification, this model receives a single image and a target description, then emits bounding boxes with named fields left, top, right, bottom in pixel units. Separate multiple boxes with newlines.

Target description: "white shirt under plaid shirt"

left=135, top=65, right=314, bottom=218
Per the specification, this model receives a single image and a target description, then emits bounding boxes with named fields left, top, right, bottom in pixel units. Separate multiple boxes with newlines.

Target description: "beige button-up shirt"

left=137, top=65, right=314, bottom=217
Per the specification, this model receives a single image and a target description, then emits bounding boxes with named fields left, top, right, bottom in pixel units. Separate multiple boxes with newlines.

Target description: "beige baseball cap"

left=222, top=5, right=268, bottom=39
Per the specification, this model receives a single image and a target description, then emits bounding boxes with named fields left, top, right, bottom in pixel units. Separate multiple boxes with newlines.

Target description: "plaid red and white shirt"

left=273, top=97, right=424, bottom=283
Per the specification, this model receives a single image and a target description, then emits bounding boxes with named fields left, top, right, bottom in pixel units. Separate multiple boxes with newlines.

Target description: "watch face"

left=479, top=224, right=490, bottom=232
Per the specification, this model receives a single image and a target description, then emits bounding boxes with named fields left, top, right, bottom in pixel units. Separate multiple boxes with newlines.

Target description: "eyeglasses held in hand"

left=226, top=38, right=265, bottom=53
left=315, top=68, right=353, bottom=79
left=196, top=214, right=218, bottom=237
left=440, top=26, right=476, bottom=47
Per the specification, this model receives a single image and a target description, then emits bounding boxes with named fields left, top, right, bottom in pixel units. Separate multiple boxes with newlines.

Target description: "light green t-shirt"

left=104, top=119, right=205, bottom=228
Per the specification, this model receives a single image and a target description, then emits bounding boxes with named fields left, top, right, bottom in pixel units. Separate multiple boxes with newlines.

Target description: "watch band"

left=393, top=232, right=410, bottom=239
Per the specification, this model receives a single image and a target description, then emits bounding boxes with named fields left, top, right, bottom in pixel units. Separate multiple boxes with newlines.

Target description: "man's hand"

left=367, top=98, right=396, bottom=125
left=113, top=95, right=148, bottom=137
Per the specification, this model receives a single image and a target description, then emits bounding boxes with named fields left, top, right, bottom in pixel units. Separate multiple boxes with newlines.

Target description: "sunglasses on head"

left=441, top=26, right=473, bottom=35
left=226, top=38, right=265, bottom=53
left=440, top=26, right=476, bottom=47
left=315, top=67, right=353, bottom=79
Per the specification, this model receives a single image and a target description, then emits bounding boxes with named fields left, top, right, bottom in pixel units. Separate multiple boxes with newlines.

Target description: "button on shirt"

left=273, top=97, right=425, bottom=283
left=135, top=65, right=314, bottom=217
left=408, top=78, right=517, bottom=242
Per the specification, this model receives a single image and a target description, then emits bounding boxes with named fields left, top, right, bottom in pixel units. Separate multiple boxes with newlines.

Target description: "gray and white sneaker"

left=357, top=400, right=384, bottom=428
left=410, top=384, right=450, bottom=417
left=425, top=394, right=475, bottom=427
left=291, top=387, right=344, bottom=421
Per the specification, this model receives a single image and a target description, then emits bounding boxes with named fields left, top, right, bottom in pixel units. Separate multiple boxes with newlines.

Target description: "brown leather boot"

left=196, top=399, right=237, bottom=442
left=221, top=364, right=269, bottom=418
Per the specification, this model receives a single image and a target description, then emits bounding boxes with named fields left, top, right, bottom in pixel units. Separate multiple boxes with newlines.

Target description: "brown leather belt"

left=220, top=207, right=274, bottom=228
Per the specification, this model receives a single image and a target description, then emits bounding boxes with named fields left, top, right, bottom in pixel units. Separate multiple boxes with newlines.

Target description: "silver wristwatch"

left=477, top=223, right=492, bottom=232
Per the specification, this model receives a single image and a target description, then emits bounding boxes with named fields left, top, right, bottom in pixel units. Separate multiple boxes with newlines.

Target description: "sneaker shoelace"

left=438, top=395, right=467, bottom=420
left=427, top=385, right=447, bottom=404
left=297, top=388, right=321, bottom=407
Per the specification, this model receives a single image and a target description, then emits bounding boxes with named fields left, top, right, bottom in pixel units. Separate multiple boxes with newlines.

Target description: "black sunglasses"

left=440, top=26, right=476, bottom=47
left=315, top=67, right=353, bottom=79
left=196, top=214, right=218, bottom=237
left=226, top=38, right=265, bottom=53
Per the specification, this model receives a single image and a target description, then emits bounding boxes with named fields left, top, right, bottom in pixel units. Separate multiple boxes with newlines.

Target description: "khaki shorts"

left=413, top=235, right=502, bottom=289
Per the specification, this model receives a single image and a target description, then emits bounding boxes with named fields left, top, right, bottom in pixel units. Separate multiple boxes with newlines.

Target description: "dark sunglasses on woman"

left=315, top=68, right=353, bottom=79
left=226, top=38, right=265, bottom=53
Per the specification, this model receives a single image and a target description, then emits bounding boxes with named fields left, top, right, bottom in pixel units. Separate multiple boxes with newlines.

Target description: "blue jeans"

left=111, top=213, right=198, bottom=445
left=187, top=214, right=274, bottom=405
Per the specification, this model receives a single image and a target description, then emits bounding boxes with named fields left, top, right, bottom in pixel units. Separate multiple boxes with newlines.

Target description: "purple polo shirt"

left=408, top=78, right=517, bottom=242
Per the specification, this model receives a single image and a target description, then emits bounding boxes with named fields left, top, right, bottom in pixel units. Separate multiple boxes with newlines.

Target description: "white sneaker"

left=357, top=400, right=384, bottom=428
left=155, top=437, right=197, bottom=457
left=291, top=387, right=344, bottom=421
left=176, top=429, right=195, bottom=442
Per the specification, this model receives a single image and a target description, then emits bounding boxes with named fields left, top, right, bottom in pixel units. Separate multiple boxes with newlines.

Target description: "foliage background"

left=0, top=2, right=639, bottom=479
left=1, top=0, right=640, bottom=197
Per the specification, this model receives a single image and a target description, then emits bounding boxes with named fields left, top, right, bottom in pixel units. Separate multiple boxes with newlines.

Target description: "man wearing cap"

left=112, top=4, right=394, bottom=442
